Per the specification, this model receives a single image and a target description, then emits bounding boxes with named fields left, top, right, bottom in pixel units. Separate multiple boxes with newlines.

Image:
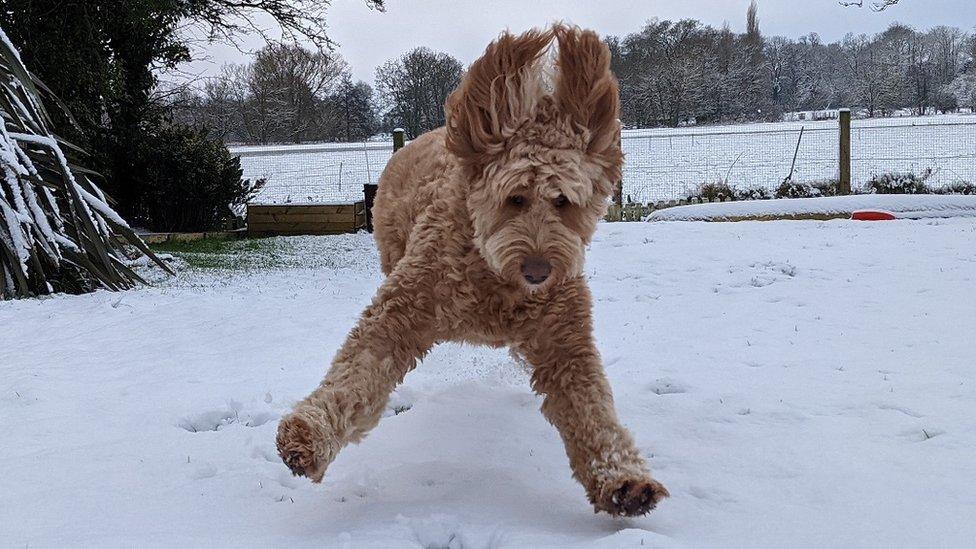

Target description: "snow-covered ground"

left=649, top=194, right=976, bottom=221
left=232, top=114, right=976, bottom=205
left=3, top=220, right=976, bottom=548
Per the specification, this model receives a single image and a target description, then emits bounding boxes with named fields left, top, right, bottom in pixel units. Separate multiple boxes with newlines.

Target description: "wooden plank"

left=248, top=206, right=357, bottom=216
left=249, top=228, right=354, bottom=237
left=248, top=221, right=357, bottom=232
left=248, top=204, right=358, bottom=215
left=247, top=212, right=356, bottom=224
left=142, top=230, right=245, bottom=244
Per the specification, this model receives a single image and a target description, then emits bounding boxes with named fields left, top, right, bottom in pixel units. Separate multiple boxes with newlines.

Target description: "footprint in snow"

left=191, top=463, right=218, bottom=480
left=649, top=378, right=690, bottom=395
left=178, top=403, right=278, bottom=432
left=730, top=261, right=798, bottom=289
left=876, top=402, right=922, bottom=418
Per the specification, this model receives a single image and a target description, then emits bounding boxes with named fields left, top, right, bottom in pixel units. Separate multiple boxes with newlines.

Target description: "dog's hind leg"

left=276, top=265, right=436, bottom=483
left=515, top=279, right=669, bottom=517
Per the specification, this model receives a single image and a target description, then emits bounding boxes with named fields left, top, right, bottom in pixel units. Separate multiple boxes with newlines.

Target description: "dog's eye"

left=509, top=195, right=525, bottom=207
left=553, top=195, right=568, bottom=208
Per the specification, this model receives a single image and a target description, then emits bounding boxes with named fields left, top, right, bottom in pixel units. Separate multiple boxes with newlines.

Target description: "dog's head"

left=446, top=26, right=622, bottom=291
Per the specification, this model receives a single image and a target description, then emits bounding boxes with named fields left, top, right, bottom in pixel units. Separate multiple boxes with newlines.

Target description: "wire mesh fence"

left=851, top=122, right=976, bottom=191
left=620, top=124, right=837, bottom=202
left=620, top=116, right=976, bottom=203
left=231, top=115, right=976, bottom=207
left=231, top=142, right=394, bottom=205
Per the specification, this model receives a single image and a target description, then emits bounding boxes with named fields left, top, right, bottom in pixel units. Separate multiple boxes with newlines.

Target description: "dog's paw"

left=276, top=406, right=336, bottom=483
left=594, top=476, right=669, bottom=517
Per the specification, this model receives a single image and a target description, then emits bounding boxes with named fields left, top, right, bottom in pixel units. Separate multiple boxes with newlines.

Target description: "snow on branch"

left=839, top=0, right=902, bottom=11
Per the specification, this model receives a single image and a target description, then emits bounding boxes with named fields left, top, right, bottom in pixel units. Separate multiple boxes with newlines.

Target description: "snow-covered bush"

left=685, top=181, right=735, bottom=201
left=0, top=27, right=169, bottom=298
left=931, top=181, right=976, bottom=195
left=863, top=169, right=933, bottom=194
left=775, top=178, right=840, bottom=199
left=734, top=186, right=772, bottom=201
left=775, top=180, right=813, bottom=199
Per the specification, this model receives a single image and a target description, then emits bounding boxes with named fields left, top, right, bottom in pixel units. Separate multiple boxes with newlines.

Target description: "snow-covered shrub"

left=931, top=181, right=976, bottom=195
left=0, top=27, right=169, bottom=298
left=811, top=179, right=842, bottom=197
left=863, top=169, right=933, bottom=194
left=775, top=180, right=813, bottom=199
left=685, top=181, right=735, bottom=201
left=775, top=179, right=839, bottom=199
left=734, top=186, right=772, bottom=201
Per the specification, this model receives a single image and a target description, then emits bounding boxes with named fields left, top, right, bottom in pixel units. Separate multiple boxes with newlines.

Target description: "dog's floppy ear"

left=553, top=26, right=621, bottom=160
left=445, top=29, right=553, bottom=169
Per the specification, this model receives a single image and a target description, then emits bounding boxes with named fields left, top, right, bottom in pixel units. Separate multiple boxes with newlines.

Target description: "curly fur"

left=277, top=25, right=668, bottom=517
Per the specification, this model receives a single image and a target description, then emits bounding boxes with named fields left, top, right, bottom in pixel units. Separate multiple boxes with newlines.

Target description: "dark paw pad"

left=598, top=477, right=669, bottom=517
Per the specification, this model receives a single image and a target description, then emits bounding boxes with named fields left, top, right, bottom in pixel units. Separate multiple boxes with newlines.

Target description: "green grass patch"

left=148, top=234, right=366, bottom=272
left=149, top=237, right=284, bottom=270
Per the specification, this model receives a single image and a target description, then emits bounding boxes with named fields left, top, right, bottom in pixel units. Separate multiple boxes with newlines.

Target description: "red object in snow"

left=852, top=210, right=897, bottom=221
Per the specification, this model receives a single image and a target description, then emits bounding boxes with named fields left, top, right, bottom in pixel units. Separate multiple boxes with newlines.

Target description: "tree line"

left=169, top=43, right=464, bottom=142
left=610, top=3, right=976, bottom=127
left=174, top=4, right=976, bottom=145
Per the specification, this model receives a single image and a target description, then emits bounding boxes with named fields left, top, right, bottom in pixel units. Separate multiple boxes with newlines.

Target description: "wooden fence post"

left=393, top=128, right=406, bottom=152
left=364, top=129, right=405, bottom=232
left=839, top=109, right=851, bottom=195
left=613, top=120, right=623, bottom=208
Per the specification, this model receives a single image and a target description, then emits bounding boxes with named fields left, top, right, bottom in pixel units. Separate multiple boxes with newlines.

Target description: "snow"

left=649, top=194, right=976, bottom=221
left=231, top=114, right=976, bottom=206
left=3, top=220, right=976, bottom=547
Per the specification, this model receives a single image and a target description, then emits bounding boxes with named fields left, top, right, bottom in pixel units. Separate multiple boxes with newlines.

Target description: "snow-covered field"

left=232, top=114, right=976, bottom=205
left=3, top=220, right=976, bottom=548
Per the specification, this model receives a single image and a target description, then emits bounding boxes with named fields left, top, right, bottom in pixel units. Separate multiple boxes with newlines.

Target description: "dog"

left=276, top=25, right=668, bottom=517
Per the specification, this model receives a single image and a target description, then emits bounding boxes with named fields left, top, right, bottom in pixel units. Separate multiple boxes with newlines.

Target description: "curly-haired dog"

left=276, top=25, right=669, bottom=517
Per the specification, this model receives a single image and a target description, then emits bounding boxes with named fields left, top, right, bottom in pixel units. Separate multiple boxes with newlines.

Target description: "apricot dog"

left=277, top=25, right=668, bottom=516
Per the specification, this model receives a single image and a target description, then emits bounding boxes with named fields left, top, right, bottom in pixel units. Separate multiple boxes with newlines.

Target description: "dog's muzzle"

left=521, top=256, right=552, bottom=285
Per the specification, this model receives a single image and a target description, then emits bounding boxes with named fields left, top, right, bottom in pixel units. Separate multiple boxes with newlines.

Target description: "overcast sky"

left=181, top=0, right=976, bottom=85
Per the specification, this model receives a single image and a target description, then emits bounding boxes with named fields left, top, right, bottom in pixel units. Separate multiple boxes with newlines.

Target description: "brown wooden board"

left=249, top=228, right=356, bottom=236
left=247, top=204, right=358, bottom=215
left=247, top=212, right=356, bottom=224
left=248, top=221, right=357, bottom=231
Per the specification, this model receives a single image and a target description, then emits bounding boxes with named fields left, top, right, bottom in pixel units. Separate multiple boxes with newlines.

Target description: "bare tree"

left=330, top=75, right=378, bottom=141
left=375, top=47, right=464, bottom=138
left=746, top=0, right=760, bottom=41
left=948, top=72, right=976, bottom=111
left=185, top=0, right=386, bottom=50
left=201, top=66, right=249, bottom=140
left=246, top=43, right=348, bottom=143
left=928, top=26, right=968, bottom=111
left=843, top=33, right=889, bottom=116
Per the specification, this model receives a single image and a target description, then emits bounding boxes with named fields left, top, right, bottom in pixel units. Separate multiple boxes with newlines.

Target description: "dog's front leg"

left=276, top=267, right=435, bottom=482
left=517, top=281, right=669, bottom=517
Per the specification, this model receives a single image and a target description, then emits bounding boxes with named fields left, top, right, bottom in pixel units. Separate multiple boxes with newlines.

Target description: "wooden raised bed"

left=247, top=202, right=367, bottom=237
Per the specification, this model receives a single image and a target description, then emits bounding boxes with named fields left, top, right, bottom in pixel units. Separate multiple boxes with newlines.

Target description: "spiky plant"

left=0, top=27, right=170, bottom=299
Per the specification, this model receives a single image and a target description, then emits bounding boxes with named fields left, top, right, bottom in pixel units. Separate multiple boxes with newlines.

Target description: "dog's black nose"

left=521, top=256, right=551, bottom=285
